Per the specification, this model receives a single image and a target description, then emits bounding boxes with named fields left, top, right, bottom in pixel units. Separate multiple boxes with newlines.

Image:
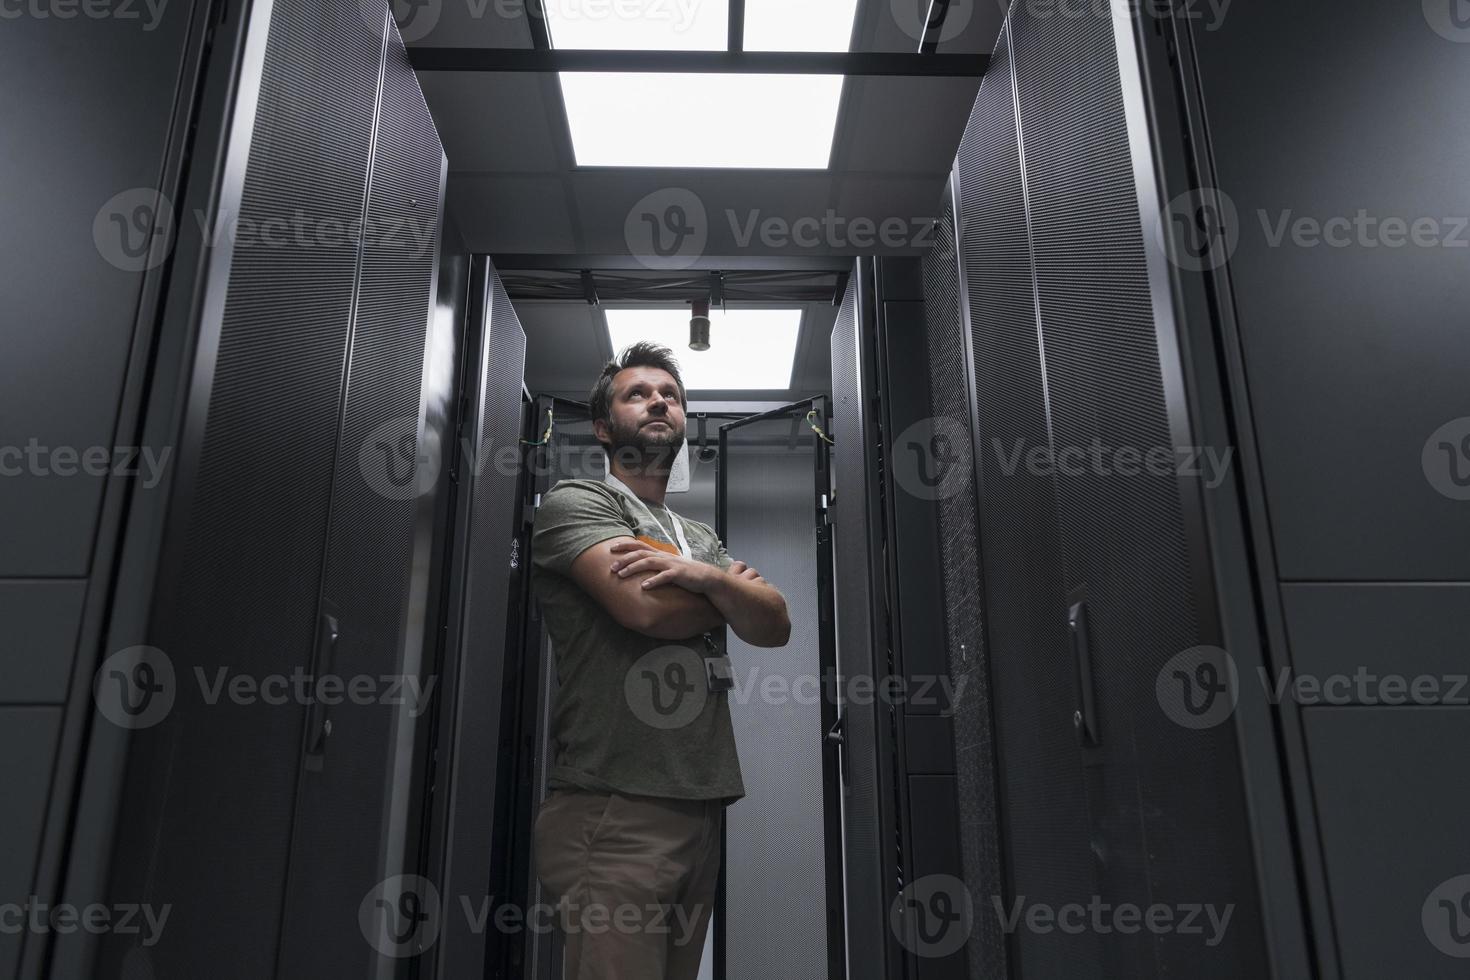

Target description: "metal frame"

left=714, top=396, right=844, bottom=980
left=499, top=268, right=843, bottom=305
left=420, top=257, right=525, bottom=980
left=385, top=139, right=452, bottom=980
left=870, top=265, right=919, bottom=980
left=1120, top=3, right=1324, bottom=976
left=407, top=232, right=474, bottom=980
left=728, top=0, right=745, bottom=52
left=408, top=47, right=988, bottom=77
left=525, top=0, right=552, bottom=50
left=826, top=258, right=905, bottom=980
left=874, top=255, right=993, bottom=979
left=509, top=393, right=591, bottom=980
left=494, top=254, right=855, bottom=273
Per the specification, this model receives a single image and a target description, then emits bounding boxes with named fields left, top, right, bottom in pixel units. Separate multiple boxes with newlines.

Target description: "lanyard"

left=603, top=473, right=692, bottom=560
left=604, top=472, right=733, bottom=693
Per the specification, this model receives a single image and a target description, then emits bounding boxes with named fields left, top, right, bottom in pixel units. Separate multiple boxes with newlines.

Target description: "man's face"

left=596, top=365, right=686, bottom=468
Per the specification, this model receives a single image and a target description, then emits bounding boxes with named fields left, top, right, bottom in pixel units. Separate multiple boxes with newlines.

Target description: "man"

left=530, top=341, right=791, bottom=980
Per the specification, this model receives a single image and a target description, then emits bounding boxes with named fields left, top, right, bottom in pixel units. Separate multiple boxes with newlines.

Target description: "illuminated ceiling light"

left=543, top=0, right=729, bottom=50
left=560, top=72, right=842, bottom=168
left=743, top=0, right=860, bottom=52
left=605, top=308, right=802, bottom=389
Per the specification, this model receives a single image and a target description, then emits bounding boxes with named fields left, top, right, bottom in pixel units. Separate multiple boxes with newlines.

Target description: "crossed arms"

left=568, top=536, right=791, bottom=648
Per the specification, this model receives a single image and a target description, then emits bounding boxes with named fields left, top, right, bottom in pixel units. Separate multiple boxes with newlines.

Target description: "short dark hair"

left=588, top=341, right=689, bottom=451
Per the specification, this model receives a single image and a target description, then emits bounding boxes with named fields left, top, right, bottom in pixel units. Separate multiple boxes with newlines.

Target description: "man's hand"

left=568, top=537, right=725, bottom=640
left=608, top=541, right=724, bottom=593
left=728, top=561, right=765, bottom=584
left=606, top=541, right=790, bottom=647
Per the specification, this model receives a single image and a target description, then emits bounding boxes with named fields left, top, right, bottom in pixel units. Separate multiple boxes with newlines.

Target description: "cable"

left=520, top=408, right=555, bottom=446
left=806, top=409, right=835, bottom=445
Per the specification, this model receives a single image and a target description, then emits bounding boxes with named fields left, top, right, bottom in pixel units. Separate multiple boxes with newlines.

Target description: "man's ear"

left=592, top=417, right=609, bottom=449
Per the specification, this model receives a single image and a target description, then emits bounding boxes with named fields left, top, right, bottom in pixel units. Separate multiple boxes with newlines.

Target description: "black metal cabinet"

left=66, top=3, right=449, bottom=976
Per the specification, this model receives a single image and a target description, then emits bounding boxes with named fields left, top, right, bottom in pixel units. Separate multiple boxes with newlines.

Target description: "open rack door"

left=515, top=396, right=602, bottom=980
left=421, top=258, right=529, bottom=980
left=716, top=396, right=844, bottom=980
left=827, top=261, right=904, bottom=980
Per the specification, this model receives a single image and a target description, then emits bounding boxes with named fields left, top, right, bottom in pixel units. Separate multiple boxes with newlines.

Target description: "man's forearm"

left=704, top=574, right=790, bottom=647
left=634, top=585, right=726, bottom=640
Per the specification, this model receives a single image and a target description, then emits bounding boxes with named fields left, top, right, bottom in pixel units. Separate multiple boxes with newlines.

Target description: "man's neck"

left=608, top=460, right=670, bottom=507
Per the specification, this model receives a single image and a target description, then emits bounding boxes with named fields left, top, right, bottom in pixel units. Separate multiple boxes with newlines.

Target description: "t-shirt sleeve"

left=713, top=540, right=734, bottom=571
left=532, top=482, right=637, bottom=577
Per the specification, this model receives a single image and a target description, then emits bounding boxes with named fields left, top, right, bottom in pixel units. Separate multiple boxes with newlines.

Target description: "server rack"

left=1126, top=2, right=1470, bottom=977
left=46, top=2, right=451, bottom=975
left=908, top=0, right=1310, bottom=976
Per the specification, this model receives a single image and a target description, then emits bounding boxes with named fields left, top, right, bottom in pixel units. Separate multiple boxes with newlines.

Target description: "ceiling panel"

left=447, top=174, right=578, bottom=253
left=570, top=169, right=844, bottom=258
left=831, top=174, right=948, bottom=250
left=838, top=75, right=984, bottom=171
left=420, top=72, right=563, bottom=172
left=517, top=302, right=609, bottom=394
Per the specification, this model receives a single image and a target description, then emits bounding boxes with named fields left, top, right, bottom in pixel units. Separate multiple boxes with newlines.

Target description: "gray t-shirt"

left=530, top=478, right=746, bottom=806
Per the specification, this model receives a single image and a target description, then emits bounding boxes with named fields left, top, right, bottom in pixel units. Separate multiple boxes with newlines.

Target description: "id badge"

left=704, top=655, right=735, bottom=693
left=702, top=631, right=735, bottom=693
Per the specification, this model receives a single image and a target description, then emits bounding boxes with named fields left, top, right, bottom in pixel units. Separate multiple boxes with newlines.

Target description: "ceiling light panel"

left=559, top=72, right=843, bottom=168
left=543, top=0, right=729, bottom=50
left=743, top=0, right=860, bottom=52
left=605, top=308, right=801, bottom=390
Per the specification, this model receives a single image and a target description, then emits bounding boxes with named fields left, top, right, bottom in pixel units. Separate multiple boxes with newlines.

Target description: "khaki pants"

left=533, top=788, right=723, bottom=980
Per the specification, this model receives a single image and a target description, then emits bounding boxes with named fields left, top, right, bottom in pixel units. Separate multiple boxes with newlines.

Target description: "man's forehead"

left=614, top=366, right=679, bottom=394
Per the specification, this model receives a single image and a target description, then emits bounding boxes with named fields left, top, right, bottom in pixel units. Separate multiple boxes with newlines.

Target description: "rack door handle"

left=1069, top=601, right=1100, bottom=747
left=304, top=610, right=339, bottom=769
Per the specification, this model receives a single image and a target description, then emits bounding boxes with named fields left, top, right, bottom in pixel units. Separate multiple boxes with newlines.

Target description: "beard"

left=604, top=415, right=685, bottom=474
